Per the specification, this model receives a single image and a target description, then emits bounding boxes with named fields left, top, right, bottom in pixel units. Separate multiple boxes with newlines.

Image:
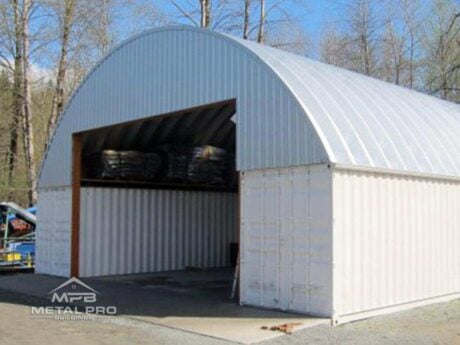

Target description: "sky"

left=27, top=0, right=438, bottom=77
left=152, top=0, right=341, bottom=56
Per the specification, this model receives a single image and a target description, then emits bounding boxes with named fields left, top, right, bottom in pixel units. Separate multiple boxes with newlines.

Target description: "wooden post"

left=71, top=134, right=82, bottom=277
left=237, top=171, right=242, bottom=303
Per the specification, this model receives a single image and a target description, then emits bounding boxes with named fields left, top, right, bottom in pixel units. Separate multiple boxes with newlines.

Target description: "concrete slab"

left=129, top=314, right=327, bottom=344
left=0, top=270, right=328, bottom=344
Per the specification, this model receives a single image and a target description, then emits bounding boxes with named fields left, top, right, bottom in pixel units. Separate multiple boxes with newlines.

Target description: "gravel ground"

left=265, top=298, right=460, bottom=345
left=0, top=288, right=458, bottom=345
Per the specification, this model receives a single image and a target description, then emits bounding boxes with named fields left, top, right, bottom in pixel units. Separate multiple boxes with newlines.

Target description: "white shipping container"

left=79, top=188, right=238, bottom=277
left=240, top=164, right=333, bottom=316
left=36, top=187, right=72, bottom=277
left=36, top=187, right=237, bottom=278
left=332, top=167, right=460, bottom=323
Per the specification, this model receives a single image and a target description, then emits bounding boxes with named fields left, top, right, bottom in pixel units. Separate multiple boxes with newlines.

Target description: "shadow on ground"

left=0, top=269, right=326, bottom=344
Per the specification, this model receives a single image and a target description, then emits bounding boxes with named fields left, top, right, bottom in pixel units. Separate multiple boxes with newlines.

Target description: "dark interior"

left=79, top=99, right=237, bottom=192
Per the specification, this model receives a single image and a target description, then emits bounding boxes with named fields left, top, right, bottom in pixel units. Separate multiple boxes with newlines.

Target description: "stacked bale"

left=155, top=145, right=230, bottom=185
left=83, top=146, right=236, bottom=188
left=84, top=150, right=161, bottom=180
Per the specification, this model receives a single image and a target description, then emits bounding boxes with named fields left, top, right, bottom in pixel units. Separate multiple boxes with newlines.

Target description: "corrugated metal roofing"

left=39, top=26, right=460, bottom=187
left=79, top=100, right=236, bottom=156
left=243, top=39, right=460, bottom=176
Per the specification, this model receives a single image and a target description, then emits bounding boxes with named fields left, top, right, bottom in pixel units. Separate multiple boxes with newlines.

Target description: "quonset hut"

left=37, top=26, right=460, bottom=324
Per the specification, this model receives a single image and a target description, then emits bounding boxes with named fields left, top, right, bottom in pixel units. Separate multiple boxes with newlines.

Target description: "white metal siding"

left=79, top=187, right=237, bottom=277
left=240, top=165, right=333, bottom=316
left=333, top=168, right=460, bottom=321
left=35, top=187, right=72, bottom=277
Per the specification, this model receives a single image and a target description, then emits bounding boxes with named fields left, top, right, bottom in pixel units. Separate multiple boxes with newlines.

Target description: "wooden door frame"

left=71, top=133, right=82, bottom=277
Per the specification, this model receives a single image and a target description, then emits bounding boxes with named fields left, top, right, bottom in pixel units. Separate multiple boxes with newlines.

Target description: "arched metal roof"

left=244, top=40, right=460, bottom=176
left=39, top=26, right=460, bottom=188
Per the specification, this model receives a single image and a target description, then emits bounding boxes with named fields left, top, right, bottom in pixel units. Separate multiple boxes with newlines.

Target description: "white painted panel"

left=333, top=168, right=460, bottom=321
left=35, top=187, right=72, bottom=277
left=240, top=165, right=333, bottom=316
left=79, top=188, right=238, bottom=277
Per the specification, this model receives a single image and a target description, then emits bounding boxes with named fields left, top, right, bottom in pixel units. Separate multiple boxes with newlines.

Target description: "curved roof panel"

left=235, top=37, right=460, bottom=176
left=39, top=26, right=460, bottom=187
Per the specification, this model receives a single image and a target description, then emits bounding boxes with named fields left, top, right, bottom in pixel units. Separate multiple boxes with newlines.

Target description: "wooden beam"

left=80, top=179, right=237, bottom=193
left=237, top=171, right=242, bottom=303
left=71, top=134, right=82, bottom=277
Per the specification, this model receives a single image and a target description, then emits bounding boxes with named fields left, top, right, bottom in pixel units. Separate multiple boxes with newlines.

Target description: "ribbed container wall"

left=79, top=187, right=238, bottom=277
left=333, top=168, right=460, bottom=322
left=35, top=187, right=72, bottom=277
left=240, top=165, right=333, bottom=316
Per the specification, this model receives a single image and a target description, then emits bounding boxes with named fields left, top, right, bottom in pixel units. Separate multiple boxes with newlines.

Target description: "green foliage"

left=0, top=69, right=54, bottom=206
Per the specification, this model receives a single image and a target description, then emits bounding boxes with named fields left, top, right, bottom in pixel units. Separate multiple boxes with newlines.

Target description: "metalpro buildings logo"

left=31, top=277, right=117, bottom=320
left=50, top=277, right=99, bottom=303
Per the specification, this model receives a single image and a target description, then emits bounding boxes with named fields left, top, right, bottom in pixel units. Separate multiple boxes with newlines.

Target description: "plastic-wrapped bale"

left=112, top=151, right=161, bottom=180
left=106, top=151, right=143, bottom=179
left=225, top=153, right=238, bottom=189
left=187, top=146, right=228, bottom=185
left=84, top=150, right=161, bottom=180
left=143, top=153, right=163, bottom=180
left=191, top=146, right=227, bottom=161
left=154, top=145, right=191, bottom=181
left=188, top=161, right=226, bottom=184
left=155, top=145, right=229, bottom=185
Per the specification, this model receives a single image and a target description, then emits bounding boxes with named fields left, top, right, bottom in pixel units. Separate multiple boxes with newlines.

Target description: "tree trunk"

left=100, top=0, right=111, bottom=55
left=21, top=0, right=37, bottom=205
left=362, top=34, right=371, bottom=75
left=205, top=0, right=211, bottom=28
left=8, top=0, right=22, bottom=188
left=47, top=0, right=75, bottom=147
left=408, top=31, right=415, bottom=88
left=200, top=0, right=211, bottom=28
left=360, top=1, right=371, bottom=76
left=243, top=0, right=250, bottom=39
left=257, top=0, right=265, bottom=43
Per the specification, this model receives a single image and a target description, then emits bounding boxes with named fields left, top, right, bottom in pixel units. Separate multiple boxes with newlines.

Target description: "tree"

left=257, top=0, right=265, bottom=43
left=0, top=70, right=14, bottom=199
left=167, top=0, right=308, bottom=50
left=21, top=0, right=37, bottom=204
left=319, top=0, right=382, bottom=77
left=319, top=25, right=350, bottom=67
left=170, top=0, right=232, bottom=29
left=200, top=0, right=211, bottom=27
left=46, top=0, right=75, bottom=144
left=378, top=0, right=425, bottom=87
left=348, top=0, right=380, bottom=76
left=10, top=0, right=22, bottom=187
left=381, top=20, right=406, bottom=85
left=424, top=0, right=459, bottom=102
left=400, top=0, right=423, bottom=88
left=243, top=0, right=250, bottom=39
